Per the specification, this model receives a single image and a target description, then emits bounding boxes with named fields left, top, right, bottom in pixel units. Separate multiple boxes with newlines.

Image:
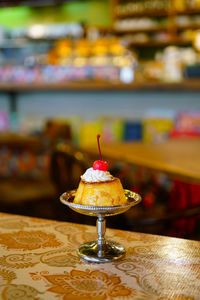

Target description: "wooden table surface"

left=0, top=132, right=42, bottom=149
left=82, top=139, right=200, bottom=182
left=0, top=212, right=199, bottom=299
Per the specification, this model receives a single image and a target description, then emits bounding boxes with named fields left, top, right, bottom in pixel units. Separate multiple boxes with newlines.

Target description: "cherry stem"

left=97, top=134, right=102, bottom=161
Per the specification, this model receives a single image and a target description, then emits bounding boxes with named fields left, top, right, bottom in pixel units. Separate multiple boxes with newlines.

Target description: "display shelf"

left=178, top=8, right=200, bottom=15
left=115, top=24, right=200, bottom=34
left=0, top=80, right=199, bottom=129
left=176, top=23, right=200, bottom=30
left=113, top=1, right=200, bottom=48
left=115, top=9, right=200, bottom=19
left=0, top=80, right=200, bottom=92
left=129, top=39, right=190, bottom=47
left=114, top=25, right=169, bottom=34
left=115, top=10, right=169, bottom=18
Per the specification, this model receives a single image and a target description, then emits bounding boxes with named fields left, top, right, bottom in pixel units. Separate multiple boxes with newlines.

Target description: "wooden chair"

left=50, top=144, right=89, bottom=193
left=49, top=143, right=94, bottom=222
left=0, top=133, right=57, bottom=218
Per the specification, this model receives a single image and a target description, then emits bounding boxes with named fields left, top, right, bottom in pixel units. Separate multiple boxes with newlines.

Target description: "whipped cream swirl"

left=81, top=167, right=114, bottom=183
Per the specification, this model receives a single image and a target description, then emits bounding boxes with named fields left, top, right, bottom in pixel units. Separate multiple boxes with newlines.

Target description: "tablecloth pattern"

left=0, top=212, right=199, bottom=300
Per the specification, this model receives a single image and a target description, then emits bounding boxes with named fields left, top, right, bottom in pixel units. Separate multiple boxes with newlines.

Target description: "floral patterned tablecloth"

left=0, top=212, right=199, bottom=300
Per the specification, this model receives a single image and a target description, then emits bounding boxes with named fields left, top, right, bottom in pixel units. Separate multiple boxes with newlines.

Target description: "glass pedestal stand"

left=60, top=190, right=141, bottom=263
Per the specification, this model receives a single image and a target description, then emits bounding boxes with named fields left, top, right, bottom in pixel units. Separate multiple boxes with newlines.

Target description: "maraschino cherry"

left=93, top=134, right=108, bottom=171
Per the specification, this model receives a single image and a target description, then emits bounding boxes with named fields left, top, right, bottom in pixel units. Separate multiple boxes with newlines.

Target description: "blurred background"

left=0, top=0, right=200, bottom=240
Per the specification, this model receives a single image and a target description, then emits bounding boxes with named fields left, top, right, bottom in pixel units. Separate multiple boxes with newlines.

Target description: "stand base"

left=78, top=241, right=125, bottom=263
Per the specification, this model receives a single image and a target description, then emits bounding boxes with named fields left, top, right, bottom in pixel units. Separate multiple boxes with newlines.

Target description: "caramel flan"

left=74, top=167, right=127, bottom=206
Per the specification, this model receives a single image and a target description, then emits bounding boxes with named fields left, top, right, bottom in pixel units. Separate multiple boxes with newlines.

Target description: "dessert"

left=74, top=135, right=127, bottom=206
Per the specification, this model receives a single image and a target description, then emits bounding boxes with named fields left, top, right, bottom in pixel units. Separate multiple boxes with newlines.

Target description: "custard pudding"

left=74, top=167, right=127, bottom=206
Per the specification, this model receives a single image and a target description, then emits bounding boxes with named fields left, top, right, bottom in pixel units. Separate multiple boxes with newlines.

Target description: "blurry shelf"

left=114, top=1, right=200, bottom=49
left=115, top=8, right=200, bottom=18
left=116, top=10, right=169, bottom=18
left=178, top=8, right=200, bottom=15
left=0, top=80, right=200, bottom=92
left=177, top=24, right=200, bottom=30
left=129, top=39, right=191, bottom=47
left=114, top=25, right=169, bottom=34
left=115, top=24, right=200, bottom=34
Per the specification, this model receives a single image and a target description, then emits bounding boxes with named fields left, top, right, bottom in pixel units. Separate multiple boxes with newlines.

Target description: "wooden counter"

left=0, top=132, right=42, bottom=149
left=0, top=212, right=199, bottom=299
left=82, top=139, right=200, bottom=182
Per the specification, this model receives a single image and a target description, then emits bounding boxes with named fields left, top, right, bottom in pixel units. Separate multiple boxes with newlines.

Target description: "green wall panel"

left=0, top=0, right=111, bottom=28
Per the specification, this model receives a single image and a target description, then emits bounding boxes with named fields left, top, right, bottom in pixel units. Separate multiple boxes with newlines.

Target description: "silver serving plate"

left=60, top=189, right=141, bottom=263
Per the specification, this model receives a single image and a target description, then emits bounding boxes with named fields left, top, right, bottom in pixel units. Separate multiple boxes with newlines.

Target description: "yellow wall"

left=0, top=0, right=112, bottom=28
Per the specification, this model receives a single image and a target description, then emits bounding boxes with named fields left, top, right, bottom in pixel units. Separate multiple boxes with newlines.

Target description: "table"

left=0, top=212, right=199, bottom=299
left=0, top=132, right=42, bottom=149
left=82, top=139, right=200, bottom=182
